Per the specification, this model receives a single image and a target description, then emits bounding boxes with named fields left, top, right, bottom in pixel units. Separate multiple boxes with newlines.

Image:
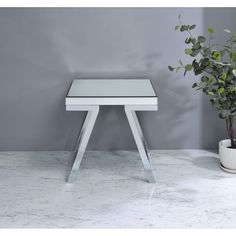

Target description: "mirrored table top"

left=67, top=79, right=157, bottom=97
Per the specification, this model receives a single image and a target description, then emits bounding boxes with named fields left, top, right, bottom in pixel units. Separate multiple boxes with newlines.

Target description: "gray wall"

left=0, top=8, right=235, bottom=151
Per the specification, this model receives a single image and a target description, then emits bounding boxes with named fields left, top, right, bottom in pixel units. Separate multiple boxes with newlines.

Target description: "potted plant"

left=168, top=15, right=236, bottom=172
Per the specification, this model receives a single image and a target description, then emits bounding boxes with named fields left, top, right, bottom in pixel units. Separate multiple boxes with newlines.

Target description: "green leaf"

left=180, top=25, right=188, bottom=32
left=229, top=85, right=236, bottom=92
left=231, top=52, right=236, bottom=62
left=208, top=28, right=215, bottom=34
left=185, top=64, right=193, bottom=71
left=207, top=91, right=215, bottom=96
left=192, top=59, right=197, bottom=66
left=175, top=25, right=180, bottom=31
left=207, top=78, right=213, bottom=84
left=203, top=48, right=211, bottom=56
left=220, top=72, right=227, bottom=81
left=232, top=34, right=236, bottom=38
left=200, top=58, right=210, bottom=67
left=185, top=48, right=192, bottom=55
left=190, top=38, right=196, bottom=44
left=189, top=25, right=196, bottom=30
left=218, top=87, right=225, bottom=94
left=168, top=66, right=174, bottom=71
left=201, top=76, right=207, bottom=82
left=190, top=49, right=201, bottom=57
left=212, top=51, right=221, bottom=61
left=179, top=60, right=183, bottom=66
left=193, top=42, right=201, bottom=50
left=185, top=37, right=191, bottom=44
left=232, top=69, right=236, bottom=77
left=198, top=36, right=206, bottom=43
left=194, top=67, right=203, bottom=75
left=219, top=113, right=226, bottom=119
left=224, top=28, right=231, bottom=33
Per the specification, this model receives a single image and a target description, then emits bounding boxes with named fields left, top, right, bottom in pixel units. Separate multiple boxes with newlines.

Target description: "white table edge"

left=65, top=97, right=158, bottom=106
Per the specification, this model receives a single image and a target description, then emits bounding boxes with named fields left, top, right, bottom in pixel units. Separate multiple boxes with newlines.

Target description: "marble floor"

left=0, top=150, right=236, bottom=228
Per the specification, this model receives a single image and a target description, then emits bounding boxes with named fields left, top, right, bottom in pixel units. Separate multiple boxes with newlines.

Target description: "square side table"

left=65, top=79, right=158, bottom=183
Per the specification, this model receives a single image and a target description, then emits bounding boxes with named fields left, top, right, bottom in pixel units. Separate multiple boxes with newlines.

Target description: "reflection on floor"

left=0, top=150, right=235, bottom=228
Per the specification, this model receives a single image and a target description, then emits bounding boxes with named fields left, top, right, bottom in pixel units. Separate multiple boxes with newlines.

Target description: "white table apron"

left=66, top=104, right=157, bottom=183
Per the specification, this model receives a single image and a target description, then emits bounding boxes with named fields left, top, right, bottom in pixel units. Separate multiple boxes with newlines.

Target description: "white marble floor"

left=0, top=150, right=236, bottom=228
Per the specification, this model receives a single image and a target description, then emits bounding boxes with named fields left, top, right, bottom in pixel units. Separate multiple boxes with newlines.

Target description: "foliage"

left=169, top=14, right=236, bottom=148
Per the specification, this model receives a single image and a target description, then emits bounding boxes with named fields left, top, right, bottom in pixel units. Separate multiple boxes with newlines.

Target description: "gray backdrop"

left=0, top=8, right=235, bottom=151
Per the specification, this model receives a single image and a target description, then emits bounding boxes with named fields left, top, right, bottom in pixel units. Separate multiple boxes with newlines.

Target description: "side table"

left=65, top=79, right=158, bottom=183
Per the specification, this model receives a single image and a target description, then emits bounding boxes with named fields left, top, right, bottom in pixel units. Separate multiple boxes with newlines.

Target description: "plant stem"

left=226, top=115, right=236, bottom=148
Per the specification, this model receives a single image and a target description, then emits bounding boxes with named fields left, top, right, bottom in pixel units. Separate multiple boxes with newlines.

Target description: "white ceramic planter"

left=219, top=139, right=236, bottom=173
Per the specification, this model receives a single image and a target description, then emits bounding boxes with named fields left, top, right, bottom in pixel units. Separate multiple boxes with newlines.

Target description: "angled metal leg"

left=125, top=105, right=156, bottom=183
left=67, top=106, right=99, bottom=183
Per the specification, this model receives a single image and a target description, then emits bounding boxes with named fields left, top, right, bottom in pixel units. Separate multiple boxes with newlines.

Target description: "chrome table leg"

left=125, top=105, right=156, bottom=183
left=67, top=106, right=99, bottom=183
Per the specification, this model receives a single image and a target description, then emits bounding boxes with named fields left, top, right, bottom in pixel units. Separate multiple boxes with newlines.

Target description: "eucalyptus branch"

left=169, top=16, right=236, bottom=147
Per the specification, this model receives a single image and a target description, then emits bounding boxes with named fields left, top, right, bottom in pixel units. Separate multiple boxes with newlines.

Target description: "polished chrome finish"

left=67, top=106, right=99, bottom=183
left=67, top=105, right=156, bottom=183
left=125, top=105, right=156, bottom=183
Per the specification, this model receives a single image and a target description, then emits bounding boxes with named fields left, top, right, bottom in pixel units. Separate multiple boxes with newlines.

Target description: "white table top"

left=67, top=79, right=156, bottom=97
left=66, top=79, right=158, bottom=106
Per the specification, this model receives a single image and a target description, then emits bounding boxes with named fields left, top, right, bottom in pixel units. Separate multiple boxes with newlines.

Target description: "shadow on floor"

left=191, top=156, right=220, bottom=172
